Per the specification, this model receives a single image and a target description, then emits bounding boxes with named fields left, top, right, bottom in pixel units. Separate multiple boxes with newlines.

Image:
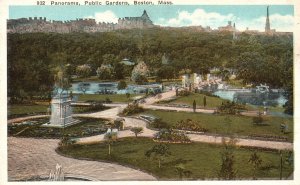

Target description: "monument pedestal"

left=43, top=93, right=80, bottom=128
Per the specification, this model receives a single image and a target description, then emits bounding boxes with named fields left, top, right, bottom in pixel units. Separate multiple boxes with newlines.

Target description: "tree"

left=96, top=64, right=113, bottom=80
left=113, top=62, right=124, bottom=79
left=248, top=151, right=262, bottom=180
left=192, top=100, right=196, bottom=112
left=130, top=127, right=143, bottom=138
left=253, top=112, right=264, bottom=125
left=104, top=132, right=118, bottom=156
left=117, top=80, right=127, bottom=90
left=203, top=96, right=207, bottom=108
left=145, top=143, right=171, bottom=168
left=175, top=163, right=192, bottom=180
left=218, top=137, right=237, bottom=180
left=76, top=64, right=92, bottom=78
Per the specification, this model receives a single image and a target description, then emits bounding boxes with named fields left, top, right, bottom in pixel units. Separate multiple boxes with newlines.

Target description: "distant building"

left=7, top=10, right=154, bottom=33
left=265, top=6, right=276, bottom=34
left=218, top=21, right=235, bottom=32
left=118, top=10, right=154, bottom=29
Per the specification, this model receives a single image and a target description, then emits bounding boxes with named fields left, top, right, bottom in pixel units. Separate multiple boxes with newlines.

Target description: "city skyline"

left=9, top=5, right=294, bottom=32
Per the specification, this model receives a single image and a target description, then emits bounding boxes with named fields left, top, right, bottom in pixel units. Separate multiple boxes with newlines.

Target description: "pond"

left=213, top=89, right=287, bottom=106
left=70, top=82, right=162, bottom=95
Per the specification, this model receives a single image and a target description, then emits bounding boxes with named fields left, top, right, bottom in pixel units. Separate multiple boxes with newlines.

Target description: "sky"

left=9, top=5, right=294, bottom=32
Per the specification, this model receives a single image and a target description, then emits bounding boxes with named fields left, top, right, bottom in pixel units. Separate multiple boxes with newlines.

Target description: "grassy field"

left=59, top=137, right=293, bottom=180
left=8, top=118, right=107, bottom=138
left=8, top=104, right=49, bottom=118
left=142, top=110, right=293, bottom=141
left=77, top=94, right=144, bottom=103
left=170, top=93, right=223, bottom=108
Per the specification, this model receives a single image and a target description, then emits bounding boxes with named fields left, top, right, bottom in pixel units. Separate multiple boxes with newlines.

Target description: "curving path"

left=8, top=137, right=156, bottom=181
left=7, top=90, right=293, bottom=181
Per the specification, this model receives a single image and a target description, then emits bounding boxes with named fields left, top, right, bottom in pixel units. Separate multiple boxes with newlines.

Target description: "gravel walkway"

left=8, top=137, right=156, bottom=181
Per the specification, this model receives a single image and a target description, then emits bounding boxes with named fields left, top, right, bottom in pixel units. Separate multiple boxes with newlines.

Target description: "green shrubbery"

left=154, top=129, right=190, bottom=143
left=121, top=103, right=144, bottom=116
left=178, top=90, right=191, bottom=97
left=148, top=118, right=170, bottom=129
left=217, top=101, right=246, bottom=115
left=174, top=119, right=208, bottom=132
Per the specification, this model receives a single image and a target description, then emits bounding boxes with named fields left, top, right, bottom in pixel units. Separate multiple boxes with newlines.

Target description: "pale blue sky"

left=9, top=5, right=294, bottom=31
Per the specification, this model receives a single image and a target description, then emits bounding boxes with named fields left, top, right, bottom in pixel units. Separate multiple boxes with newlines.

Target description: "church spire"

left=265, top=6, right=271, bottom=33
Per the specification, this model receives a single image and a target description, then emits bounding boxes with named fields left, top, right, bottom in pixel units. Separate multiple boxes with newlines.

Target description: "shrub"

left=217, top=101, right=246, bottom=115
left=117, top=80, right=127, bottom=90
left=121, top=103, right=144, bottom=116
left=178, top=90, right=191, bottom=97
left=253, top=112, right=264, bottom=125
left=149, top=118, right=170, bottom=129
left=174, top=119, right=208, bottom=132
left=154, top=129, right=190, bottom=143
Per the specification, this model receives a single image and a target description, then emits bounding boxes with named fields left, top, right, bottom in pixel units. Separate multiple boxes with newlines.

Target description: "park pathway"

left=8, top=137, right=156, bottom=181
left=7, top=89, right=293, bottom=181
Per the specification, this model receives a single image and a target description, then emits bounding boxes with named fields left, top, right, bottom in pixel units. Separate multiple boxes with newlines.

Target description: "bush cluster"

left=149, top=118, right=170, bottom=129
left=154, top=129, right=190, bottom=143
left=121, top=103, right=144, bottom=116
left=174, top=119, right=208, bottom=132
left=216, top=101, right=246, bottom=115
left=178, top=90, right=191, bottom=97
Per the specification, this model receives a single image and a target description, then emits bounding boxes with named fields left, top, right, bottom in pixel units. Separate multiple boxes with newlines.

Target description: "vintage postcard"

left=0, top=0, right=299, bottom=184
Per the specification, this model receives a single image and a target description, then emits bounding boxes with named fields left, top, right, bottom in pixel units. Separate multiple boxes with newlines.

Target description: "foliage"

left=8, top=118, right=107, bottom=138
left=76, top=64, right=92, bottom=78
left=149, top=118, right=170, bottom=129
left=178, top=90, right=191, bottom=97
left=145, top=143, right=171, bottom=168
left=59, top=137, right=294, bottom=180
left=252, top=112, right=264, bottom=125
left=174, top=163, right=192, bottom=180
left=154, top=129, right=190, bottom=143
left=113, top=119, right=124, bottom=130
left=156, top=65, right=175, bottom=80
left=218, top=137, right=237, bottom=180
left=144, top=110, right=293, bottom=141
left=117, top=80, right=127, bottom=90
left=96, top=64, right=114, bottom=80
left=7, top=31, right=293, bottom=112
left=59, top=135, right=75, bottom=147
left=192, top=100, right=196, bottom=112
left=248, top=151, right=262, bottom=180
left=104, top=132, right=118, bottom=155
left=203, top=96, right=207, bottom=107
left=174, top=119, right=208, bottom=132
left=217, top=101, right=246, bottom=115
left=132, top=73, right=148, bottom=85
left=130, top=127, right=143, bottom=137
left=121, top=103, right=144, bottom=116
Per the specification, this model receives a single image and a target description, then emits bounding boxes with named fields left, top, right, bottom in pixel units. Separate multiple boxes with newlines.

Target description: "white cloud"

left=237, top=14, right=294, bottom=32
left=157, top=9, right=236, bottom=28
left=157, top=8, right=294, bottom=32
left=86, top=10, right=118, bottom=23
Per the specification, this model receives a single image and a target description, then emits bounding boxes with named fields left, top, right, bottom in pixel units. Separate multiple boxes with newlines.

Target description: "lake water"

left=70, top=82, right=162, bottom=95
left=213, top=90, right=287, bottom=106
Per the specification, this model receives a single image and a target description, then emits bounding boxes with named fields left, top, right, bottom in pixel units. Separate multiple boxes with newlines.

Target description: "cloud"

left=237, top=14, right=294, bottom=32
left=86, top=10, right=118, bottom=23
left=157, top=9, right=236, bottom=28
left=157, top=8, right=294, bottom=32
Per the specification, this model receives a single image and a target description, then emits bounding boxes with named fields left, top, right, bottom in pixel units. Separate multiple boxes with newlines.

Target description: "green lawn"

left=142, top=110, right=293, bottom=141
left=166, top=93, right=224, bottom=108
left=8, top=104, right=49, bottom=119
left=8, top=118, right=107, bottom=138
left=59, top=137, right=293, bottom=180
left=77, top=94, right=144, bottom=103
